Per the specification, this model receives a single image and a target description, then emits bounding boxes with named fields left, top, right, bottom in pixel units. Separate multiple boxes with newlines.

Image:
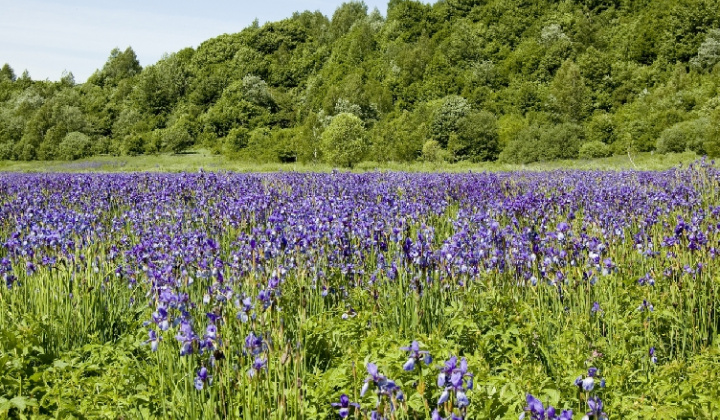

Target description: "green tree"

left=321, top=112, right=367, bottom=167
left=430, top=95, right=470, bottom=147
left=448, top=111, right=500, bottom=162
left=691, top=29, right=720, bottom=71
left=57, top=132, right=92, bottom=160
left=550, top=60, right=588, bottom=122
left=331, top=2, right=369, bottom=38
left=0, top=64, right=16, bottom=82
left=92, top=47, right=142, bottom=86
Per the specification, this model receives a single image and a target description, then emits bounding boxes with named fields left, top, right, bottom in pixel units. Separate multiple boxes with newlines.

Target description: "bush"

left=450, top=111, right=500, bottom=162
left=656, top=118, right=711, bottom=154
left=585, top=112, right=615, bottom=145
left=579, top=141, right=612, bottom=159
left=421, top=140, right=446, bottom=163
left=122, top=134, right=146, bottom=156
left=161, top=125, right=194, bottom=154
left=223, top=127, right=249, bottom=154
left=0, top=142, right=13, bottom=160
left=499, top=123, right=583, bottom=164
left=57, top=132, right=92, bottom=160
left=321, top=113, right=368, bottom=168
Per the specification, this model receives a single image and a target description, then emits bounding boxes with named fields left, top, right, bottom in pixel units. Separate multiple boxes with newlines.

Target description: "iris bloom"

left=400, top=341, right=432, bottom=371
left=248, top=357, right=267, bottom=378
left=194, top=367, right=210, bottom=390
left=146, top=329, right=161, bottom=352
left=582, top=396, right=608, bottom=420
left=331, top=394, right=360, bottom=418
left=360, top=363, right=403, bottom=406
left=520, top=394, right=572, bottom=420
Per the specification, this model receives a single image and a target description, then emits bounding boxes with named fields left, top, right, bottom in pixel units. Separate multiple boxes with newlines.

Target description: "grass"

left=0, top=150, right=702, bottom=173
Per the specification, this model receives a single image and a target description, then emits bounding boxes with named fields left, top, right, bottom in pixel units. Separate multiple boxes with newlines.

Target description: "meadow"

left=0, top=150, right=702, bottom=174
left=1, top=160, right=720, bottom=419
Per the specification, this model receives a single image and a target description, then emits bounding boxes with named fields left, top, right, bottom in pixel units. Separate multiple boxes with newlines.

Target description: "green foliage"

left=1, top=0, right=720, bottom=164
left=89, top=47, right=142, bottom=86
left=579, top=140, right=612, bottom=159
left=691, top=28, right=720, bottom=71
left=430, top=95, right=470, bottom=147
left=449, top=111, right=500, bottom=162
left=0, top=64, right=16, bottom=82
left=320, top=112, right=368, bottom=167
left=500, top=123, right=584, bottom=164
left=421, top=139, right=446, bottom=162
left=57, top=132, right=92, bottom=160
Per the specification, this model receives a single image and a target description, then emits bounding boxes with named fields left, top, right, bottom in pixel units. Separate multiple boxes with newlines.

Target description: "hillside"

left=1, top=0, right=719, bottom=166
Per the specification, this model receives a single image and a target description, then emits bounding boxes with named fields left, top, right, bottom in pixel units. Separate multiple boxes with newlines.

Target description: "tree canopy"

left=1, top=0, right=720, bottom=164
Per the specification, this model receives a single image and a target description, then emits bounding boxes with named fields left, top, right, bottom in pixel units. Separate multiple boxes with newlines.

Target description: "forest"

left=1, top=0, right=719, bottom=167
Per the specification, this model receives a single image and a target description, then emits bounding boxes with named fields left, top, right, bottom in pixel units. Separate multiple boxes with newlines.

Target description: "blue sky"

left=0, top=0, right=393, bottom=82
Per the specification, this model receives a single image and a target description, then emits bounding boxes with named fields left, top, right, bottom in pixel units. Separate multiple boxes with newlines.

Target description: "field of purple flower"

left=1, top=163, right=720, bottom=419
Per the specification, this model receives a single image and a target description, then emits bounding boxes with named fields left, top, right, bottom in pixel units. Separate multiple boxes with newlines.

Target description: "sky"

left=0, top=0, right=392, bottom=83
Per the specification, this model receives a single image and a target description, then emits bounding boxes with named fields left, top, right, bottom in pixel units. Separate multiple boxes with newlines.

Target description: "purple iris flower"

left=146, top=329, right=161, bottom=352
left=151, top=305, right=170, bottom=331
left=638, top=273, right=655, bottom=286
left=244, top=332, right=266, bottom=356
left=200, top=324, right=220, bottom=353
left=650, top=347, right=657, bottom=364
left=584, top=396, right=608, bottom=419
left=360, top=363, right=403, bottom=404
left=248, top=357, right=267, bottom=378
left=236, top=296, right=254, bottom=323
left=400, top=341, right=431, bottom=371
left=436, top=356, right=473, bottom=410
left=175, top=320, right=197, bottom=356
left=331, top=394, right=360, bottom=418
left=637, top=299, right=654, bottom=312
left=194, top=367, right=210, bottom=390
left=521, top=394, right=572, bottom=420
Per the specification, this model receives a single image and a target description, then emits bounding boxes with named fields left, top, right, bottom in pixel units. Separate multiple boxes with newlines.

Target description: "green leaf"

left=10, top=396, right=38, bottom=411
left=407, top=392, right=426, bottom=412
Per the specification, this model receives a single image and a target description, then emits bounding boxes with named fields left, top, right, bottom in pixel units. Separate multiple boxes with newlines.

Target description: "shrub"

left=656, top=118, right=711, bottom=154
left=57, top=132, right=92, bottom=160
left=449, top=111, right=500, bottom=162
left=421, top=140, right=446, bottom=163
left=579, top=141, right=612, bottom=159
left=499, top=123, right=583, bottom=164
left=0, top=142, right=13, bottom=160
left=321, top=113, right=368, bottom=168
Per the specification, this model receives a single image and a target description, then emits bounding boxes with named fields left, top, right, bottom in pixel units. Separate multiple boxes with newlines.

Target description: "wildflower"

left=637, top=299, right=654, bottom=312
left=575, top=368, right=605, bottom=393
left=331, top=394, right=360, bottom=418
left=520, top=394, right=573, bottom=420
left=146, top=329, right=161, bottom=352
left=244, top=332, right=266, bottom=356
left=175, top=320, right=197, bottom=356
left=248, top=357, right=267, bottom=378
left=360, top=363, right=403, bottom=402
left=200, top=324, right=220, bottom=353
left=194, top=367, right=210, bottom=390
left=649, top=347, right=657, bottom=364
left=400, top=341, right=432, bottom=371
left=151, top=305, right=170, bottom=331
left=638, top=273, right=655, bottom=286
left=582, top=396, right=608, bottom=420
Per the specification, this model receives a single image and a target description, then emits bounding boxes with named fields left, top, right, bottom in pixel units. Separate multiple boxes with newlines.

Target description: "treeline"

left=1, top=0, right=720, bottom=166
